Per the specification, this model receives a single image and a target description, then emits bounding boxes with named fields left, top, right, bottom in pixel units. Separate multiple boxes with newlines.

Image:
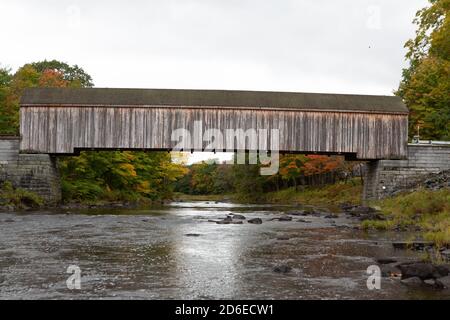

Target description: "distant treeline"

left=173, top=154, right=361, bottom=200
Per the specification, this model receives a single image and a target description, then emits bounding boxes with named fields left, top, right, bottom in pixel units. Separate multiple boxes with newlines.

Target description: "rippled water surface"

left=0, top=201, right=448, bottom=299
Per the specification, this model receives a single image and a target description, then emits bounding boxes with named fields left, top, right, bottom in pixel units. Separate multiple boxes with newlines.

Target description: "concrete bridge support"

left=0, top=137, right=61, bottom=205
left=363, top=143, right=450, bottom=201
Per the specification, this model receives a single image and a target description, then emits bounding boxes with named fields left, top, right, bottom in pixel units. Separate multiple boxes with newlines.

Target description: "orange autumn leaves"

left=38, top=69, right=70, bottom=88
left=279, top=154, right=343, bottom=181
left=1, top=60, right=92, bottom=135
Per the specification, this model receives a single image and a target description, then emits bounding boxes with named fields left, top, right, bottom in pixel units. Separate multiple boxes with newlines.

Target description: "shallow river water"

left=0, top=201, right=448, bottom=299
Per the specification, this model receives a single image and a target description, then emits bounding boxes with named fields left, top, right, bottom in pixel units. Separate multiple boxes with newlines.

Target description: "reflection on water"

left=0, top=201, right=448, bottom=300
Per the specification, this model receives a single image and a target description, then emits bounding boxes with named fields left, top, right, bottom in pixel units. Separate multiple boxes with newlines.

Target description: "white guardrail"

left=410, top=139, right=450, bottom=146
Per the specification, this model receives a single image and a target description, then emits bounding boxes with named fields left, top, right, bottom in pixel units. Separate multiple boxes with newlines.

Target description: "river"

left=0, top=201, right=448, bottom=299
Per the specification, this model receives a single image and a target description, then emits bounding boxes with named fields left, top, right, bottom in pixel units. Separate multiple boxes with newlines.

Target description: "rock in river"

left=228, top=214, right=246, bottom=220
left=376, top=258, right=397, bottom=265
left=248, top=218, right=262, bottom=224
left=339, top=202, right=356, bottom=211
left=216, top=220, right=243, bottom=225
left=305, top=209, right=322, bottom=216
left=208, top=216, right=244, bottom=225
left=392, top=241, right=434, bottom=251
left=285, top=210, right=304, bottom=216
left=436, top=276, right=450, bottom=289
left=397, top=262, right=447, bottom=280
left=441, top=249, right=450, bottom=261
left=423, top=279, right=443, bottom=289
left=269, top=216, right=293, bottom=222
left=273, top=265, right=292, bottom=274
left=380, top=264, right=401, bottom=278
left=401, top=277, right=424, bottom=288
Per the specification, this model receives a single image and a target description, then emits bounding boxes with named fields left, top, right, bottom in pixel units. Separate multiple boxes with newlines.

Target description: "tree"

left=30, top=59, right=93, bottom=87
left=396, top=0, right=450, bottom=140
left=232, top=161, right=265, bottom=201
left=60, top=151, right=187, bottom=201
left=0, top=64, right=40, bottom=134
left=303, top=155, right=343, bottom=177
left=277, top=154, right=345, bottom=189
left=38, top=69, right=70, bottom=88
left=0, top=60, right=93, bottom=134
left=279, top=154, right=307, bottom=190
left=189, top=162, right=218, bottom=194
left=0, top=67, right=13, bottom=133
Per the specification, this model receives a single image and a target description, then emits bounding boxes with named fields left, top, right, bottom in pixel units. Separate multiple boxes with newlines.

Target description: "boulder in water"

left=248, top=218, right=263, bottom=224
left=273, top=265, right=292, bottom=274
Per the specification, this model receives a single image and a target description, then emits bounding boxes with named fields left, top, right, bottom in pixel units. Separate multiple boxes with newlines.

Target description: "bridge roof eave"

left=20, top=87, right=409, bottom=115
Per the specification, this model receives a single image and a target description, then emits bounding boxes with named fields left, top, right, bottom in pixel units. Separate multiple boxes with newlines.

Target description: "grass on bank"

left=172, top=193, right=231, bottom=202
left=0, top=181, right=44, bottom=209
left=362, top=188, right=450, bottom=247
left=264, top=178, right=363, bottom=206
left=172, top=178, right=363, bottom=205
left=61, top=180, right=155, bottom=206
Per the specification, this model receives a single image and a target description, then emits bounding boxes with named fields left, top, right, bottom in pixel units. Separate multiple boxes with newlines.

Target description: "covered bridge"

left=20, top=88, right=409, bottom=160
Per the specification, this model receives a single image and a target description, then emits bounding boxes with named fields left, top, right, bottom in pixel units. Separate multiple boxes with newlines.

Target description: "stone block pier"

left=363, top=142, right=450, bottom=200
left=0, top=136, right=61, bottom=204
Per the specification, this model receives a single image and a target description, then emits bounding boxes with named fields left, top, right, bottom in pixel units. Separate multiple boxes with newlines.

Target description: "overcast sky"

left=0, top=0, right=428, bottom=163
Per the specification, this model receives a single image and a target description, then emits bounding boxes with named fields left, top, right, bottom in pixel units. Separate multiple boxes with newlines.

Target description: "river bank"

left=173, top=178, right=363, bottom=206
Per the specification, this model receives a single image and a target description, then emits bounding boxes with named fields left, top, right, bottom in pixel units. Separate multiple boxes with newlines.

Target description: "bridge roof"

left=21, top=88, right=408, bottom=114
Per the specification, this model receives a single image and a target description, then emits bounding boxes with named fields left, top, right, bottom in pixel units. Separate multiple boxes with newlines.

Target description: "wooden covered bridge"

left=19, top=88, right=409, bottom=160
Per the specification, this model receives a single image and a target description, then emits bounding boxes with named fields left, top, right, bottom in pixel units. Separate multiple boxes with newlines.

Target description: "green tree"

left=0, top=64, right=41, bottom=134
left=60, top=151, right=187, bottom=202
left=0, top=67, right=13, bottom=133
left=189, top=162, right=219, bottom=194
left=397, top=0, right=450, bottom=140
left=232, top=162, right=265, bottom=201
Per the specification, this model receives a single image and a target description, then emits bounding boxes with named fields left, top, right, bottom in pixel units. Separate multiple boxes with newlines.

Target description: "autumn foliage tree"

left=396, top=0, right=450, bottom=140
left=303, top=155, right=343, bottom=176
left=279, top=155, right=307, bottom=190
left=60, top=151, right=187, bottom=201
left=0, top=61, right=91, bottom=135
left=278, top=154, right=345, bottom=190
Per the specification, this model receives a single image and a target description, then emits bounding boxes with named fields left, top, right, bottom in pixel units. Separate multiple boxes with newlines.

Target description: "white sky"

left=0, top=0, right=427, bottom=164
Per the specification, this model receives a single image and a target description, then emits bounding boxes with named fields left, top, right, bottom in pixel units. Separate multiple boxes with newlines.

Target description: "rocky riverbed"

left=0, top=201, right=449, bottom=299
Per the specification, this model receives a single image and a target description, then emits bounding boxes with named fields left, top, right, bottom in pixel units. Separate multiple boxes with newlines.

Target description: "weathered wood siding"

left=20, top=105, right=408, bottom=160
